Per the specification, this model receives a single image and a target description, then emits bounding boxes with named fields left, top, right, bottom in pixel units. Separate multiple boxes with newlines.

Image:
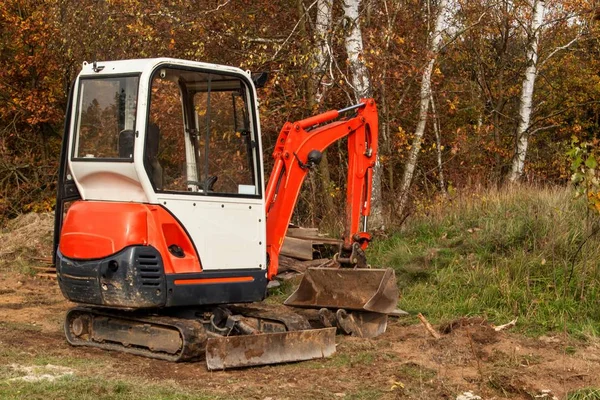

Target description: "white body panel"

left=158, top=195, right=266, bottom=270
left=67, top=58, right=267, bottom=271
left=74, top=162, right=148, bottom=202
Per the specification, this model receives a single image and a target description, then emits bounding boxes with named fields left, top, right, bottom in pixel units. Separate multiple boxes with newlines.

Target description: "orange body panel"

left=60, top=201, right=202, bottom=274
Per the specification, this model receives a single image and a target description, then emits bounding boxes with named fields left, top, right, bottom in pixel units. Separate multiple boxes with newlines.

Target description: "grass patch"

left=0, top=375, right=221, bottom=400
left=0, top=321, right=42, bottom=332
left=326, top=351, right=377, bottom=368
left=345, top=388, right=385, bottom=399
left=264, top=278, right=297, bottom=304
left=568, top=387, right=600, bottom=400
left=369, top=185, right=600, bottom=338
left=397, top=362, right=436, bottom=381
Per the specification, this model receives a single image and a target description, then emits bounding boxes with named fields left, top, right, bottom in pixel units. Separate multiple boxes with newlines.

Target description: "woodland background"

left=1, top=0, right=599, bottom=229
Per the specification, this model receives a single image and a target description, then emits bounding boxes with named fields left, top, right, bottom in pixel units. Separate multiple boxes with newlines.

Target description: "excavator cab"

left=54, top=58, right=397, bottom=369
left=56, top=59, right=270, bottom=309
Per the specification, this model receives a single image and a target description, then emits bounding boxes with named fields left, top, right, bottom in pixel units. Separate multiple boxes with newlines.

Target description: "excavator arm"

left=265, top=99, right=379, bottom=280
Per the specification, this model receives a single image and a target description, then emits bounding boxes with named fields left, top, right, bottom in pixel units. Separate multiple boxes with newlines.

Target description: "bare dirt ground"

left=0, top=271, right=599, bottom=399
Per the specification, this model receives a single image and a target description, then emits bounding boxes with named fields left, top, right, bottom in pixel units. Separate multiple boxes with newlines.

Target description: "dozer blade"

left=284, top=267, right=398, bottom=314
left=205, top=327, right=336, bottom=370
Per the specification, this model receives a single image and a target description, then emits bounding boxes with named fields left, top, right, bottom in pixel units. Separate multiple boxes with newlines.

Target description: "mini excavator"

left=53, top=58, right=398, bottom=369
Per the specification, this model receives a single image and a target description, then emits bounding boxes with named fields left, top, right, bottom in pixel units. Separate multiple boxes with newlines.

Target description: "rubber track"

left=64, top=307, right=207, bottom=362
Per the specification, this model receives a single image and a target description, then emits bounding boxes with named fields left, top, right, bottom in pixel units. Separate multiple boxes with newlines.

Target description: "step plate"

left=205, top=327, right=336, bottom=370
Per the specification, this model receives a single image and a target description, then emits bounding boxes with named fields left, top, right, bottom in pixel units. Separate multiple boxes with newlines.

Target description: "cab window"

left=146, top=68, right=258, bottom=196
left=73, top=75, right=139, bottom=160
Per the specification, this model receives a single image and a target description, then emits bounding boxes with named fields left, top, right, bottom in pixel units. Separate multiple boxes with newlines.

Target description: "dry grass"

left=0, top=212, right=54, bottom=270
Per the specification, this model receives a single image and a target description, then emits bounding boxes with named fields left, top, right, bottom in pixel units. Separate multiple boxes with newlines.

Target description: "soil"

left=1, top=271, right=599, bottom=399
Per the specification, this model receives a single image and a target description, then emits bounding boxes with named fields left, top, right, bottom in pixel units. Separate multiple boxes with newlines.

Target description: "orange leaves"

left=0, top=0, right=63, bottom=128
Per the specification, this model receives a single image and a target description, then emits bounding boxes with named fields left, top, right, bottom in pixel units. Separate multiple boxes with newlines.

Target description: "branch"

left=539, top=12, right=585, bottom=30
left=243, top=37, right=284, bottom=44
left=528, top=100, right=600, bottom=130
left=200, top=0, right=232, bottom=14
left=417, top=313, right=441, bottom=339
left=538, top=34, right=582, bottom=68
left=270, top=0, right=319, bottom=61
left=438, top=11, right=488, bottom=53
left=527, top=124, right=559, bottom=136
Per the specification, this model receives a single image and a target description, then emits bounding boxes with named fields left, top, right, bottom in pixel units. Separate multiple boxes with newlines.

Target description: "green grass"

left=325, top=351, right=377, bottom=368
left=396, top=362, right=436, bottom=381
left=264, top=278, right=297, bottom=303
left=0, top=347, right=221, bottom=400
left=0, top=376, right=220, bottom=400
left=369, top=185, right=600, bottom=338
left=568, top=388, right=600, bottom=400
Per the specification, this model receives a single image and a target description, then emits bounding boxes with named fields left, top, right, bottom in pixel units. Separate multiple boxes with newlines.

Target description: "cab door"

left=146, top=65, right=266, bottom=273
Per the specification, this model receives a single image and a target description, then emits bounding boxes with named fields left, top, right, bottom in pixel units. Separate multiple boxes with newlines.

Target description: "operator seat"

left=118, top=129, right=135, bottom=159
left=146, top=123, right=164, bottom=190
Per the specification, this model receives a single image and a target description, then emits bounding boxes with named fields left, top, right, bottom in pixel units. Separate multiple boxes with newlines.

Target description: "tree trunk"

left=508, top=0, right=545, bottom=183
left=343, top=0, right=371, bottom=100
left=311, top=0, right=336, bottom=227
left=381, top=0, right=402, bottom=220
left=430, top=92, right=446, bottom=196
left=397, top=0, right=447, bottom=214
left=313, top=0, right=332, bottom=106
left=342, top=0, right=384, bottom=229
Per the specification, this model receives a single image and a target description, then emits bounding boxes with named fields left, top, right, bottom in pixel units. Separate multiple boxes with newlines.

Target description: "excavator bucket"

left=284, top=267, right=398, bottom=314
left=205, top=327, right=336, bottom=370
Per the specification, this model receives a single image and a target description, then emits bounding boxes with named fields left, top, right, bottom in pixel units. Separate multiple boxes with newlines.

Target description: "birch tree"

left=310, top=0, right=337, bottom=225
left=312, top=0, right=333, bottom=105
left=397, top=0, right=448, bottom=214
left=508, top=0, right=545, bottom=183
left=342, top=0, right=384, bottom=229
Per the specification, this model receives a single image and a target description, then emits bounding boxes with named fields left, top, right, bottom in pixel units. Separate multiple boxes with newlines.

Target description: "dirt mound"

left=0, top=212, right=54, bottom=268
left=439, top=317, right=500, bottom=344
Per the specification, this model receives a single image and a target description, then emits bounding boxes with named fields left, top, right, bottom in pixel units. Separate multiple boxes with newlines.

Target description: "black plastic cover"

left=56, top=246, right=167, bottom=308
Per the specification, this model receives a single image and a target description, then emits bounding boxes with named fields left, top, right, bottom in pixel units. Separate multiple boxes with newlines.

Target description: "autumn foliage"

left=1, top=0, right=599, bottom=225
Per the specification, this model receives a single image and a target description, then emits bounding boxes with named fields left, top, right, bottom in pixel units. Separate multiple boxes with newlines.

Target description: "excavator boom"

left=265, top=99, right=378, bottom=279
left=263, top=100, right=397, bottom=316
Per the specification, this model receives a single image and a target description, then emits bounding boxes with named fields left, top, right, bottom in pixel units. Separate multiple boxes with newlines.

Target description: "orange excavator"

left=53, top=58, right=398, bottom=369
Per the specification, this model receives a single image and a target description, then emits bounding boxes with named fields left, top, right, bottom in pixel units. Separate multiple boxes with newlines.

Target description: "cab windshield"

left=73, top=75, right=139, bottom=160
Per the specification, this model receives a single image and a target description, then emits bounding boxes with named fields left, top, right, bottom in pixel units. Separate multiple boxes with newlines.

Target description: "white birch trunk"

left=343, top=0, right=372, bottom=99
left=343, top=0, right=384, bottom=229
left=508, top=0, right=545, bottom=183
left=313, top=0, right=332, bottom=104
left=397, top=0, right=447, bottom=214
left=311, top=0, right=336, bottom=226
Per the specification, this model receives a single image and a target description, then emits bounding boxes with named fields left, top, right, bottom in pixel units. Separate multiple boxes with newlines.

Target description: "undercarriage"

left=63, top=263, right=397, bottom=369
left=64, top=303, right=341, bottom=369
